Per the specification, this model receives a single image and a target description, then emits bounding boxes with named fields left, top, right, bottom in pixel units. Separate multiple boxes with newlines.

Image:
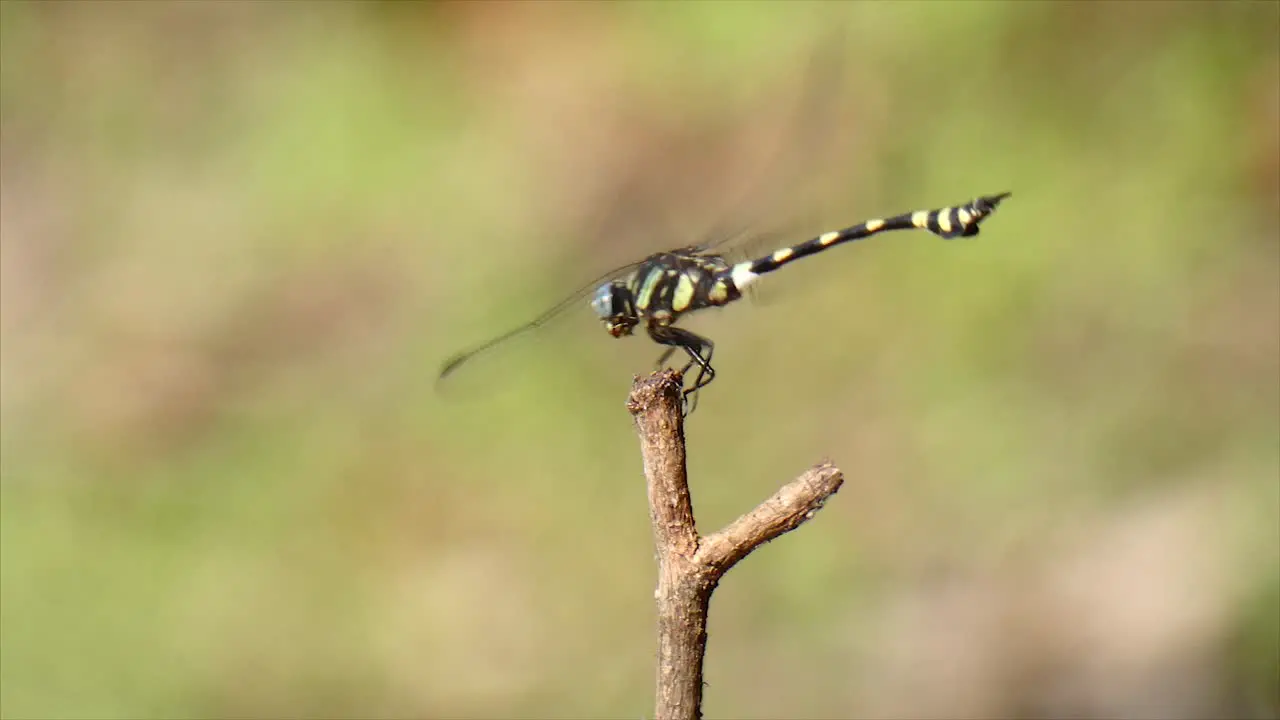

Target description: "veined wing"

left=436, top=258, right=649, bottom=386
left=434, top=228, right=756, bottom=387
left=437, top=24, right=850, bottom=391
left=691, top=26, right=850, bottom=257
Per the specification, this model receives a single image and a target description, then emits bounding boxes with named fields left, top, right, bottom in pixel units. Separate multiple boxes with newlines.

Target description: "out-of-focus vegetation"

left=1, top=2, right=1277, bottom=718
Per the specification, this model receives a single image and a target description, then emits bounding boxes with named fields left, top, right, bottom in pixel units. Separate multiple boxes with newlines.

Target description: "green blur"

left=2, top=2, right=1277, bottom=718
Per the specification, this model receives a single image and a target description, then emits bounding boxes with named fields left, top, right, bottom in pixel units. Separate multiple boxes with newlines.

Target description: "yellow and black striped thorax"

left=591, top=249, right=741, bottom=336
left=630, top=250, right=741, bottom=317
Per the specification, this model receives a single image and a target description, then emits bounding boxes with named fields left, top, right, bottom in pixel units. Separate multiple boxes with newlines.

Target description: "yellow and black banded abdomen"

left=739, top=192, right=1012, bottom=279
left=909, top=192, right=1011, bottom=239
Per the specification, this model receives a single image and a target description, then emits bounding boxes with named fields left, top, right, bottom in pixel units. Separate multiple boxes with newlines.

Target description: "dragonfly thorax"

left=591, top=280, right=638, bottom=338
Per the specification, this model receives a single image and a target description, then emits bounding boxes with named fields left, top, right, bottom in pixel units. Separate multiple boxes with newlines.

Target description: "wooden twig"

left=627, top=370, right=845, bottom=720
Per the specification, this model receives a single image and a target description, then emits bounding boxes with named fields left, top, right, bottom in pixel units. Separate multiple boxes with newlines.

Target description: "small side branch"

left=696, top=461, right=844, bottom=575
left=627, top=371, right=845, bottom=720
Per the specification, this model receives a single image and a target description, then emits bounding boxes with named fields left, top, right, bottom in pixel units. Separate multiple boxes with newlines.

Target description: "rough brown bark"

left=627, top=370, right=845, bottom=720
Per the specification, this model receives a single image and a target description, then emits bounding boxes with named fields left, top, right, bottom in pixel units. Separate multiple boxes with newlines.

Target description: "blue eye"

left=590, top=283, right=615, bottom=318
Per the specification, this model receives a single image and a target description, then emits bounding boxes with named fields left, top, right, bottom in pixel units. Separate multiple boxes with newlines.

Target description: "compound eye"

left=590, top=283, right=615, bottom=318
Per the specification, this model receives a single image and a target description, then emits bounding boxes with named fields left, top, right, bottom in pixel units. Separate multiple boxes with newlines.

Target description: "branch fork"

left=627, top=370, right=845, bottom=720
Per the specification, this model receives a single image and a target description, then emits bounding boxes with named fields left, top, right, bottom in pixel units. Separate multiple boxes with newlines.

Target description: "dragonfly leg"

left=654, top=346, right=677, bottom=370
left=647, top=325, right=715, bottom=415
left=681, top=338, right=715, bottom=415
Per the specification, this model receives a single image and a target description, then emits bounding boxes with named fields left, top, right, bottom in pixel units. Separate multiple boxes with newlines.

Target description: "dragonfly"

left=438, top=192, right=1011, bottom=413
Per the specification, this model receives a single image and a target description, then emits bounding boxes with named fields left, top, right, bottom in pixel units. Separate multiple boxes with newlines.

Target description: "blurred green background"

left=1, top=2, right=1277, bottom=718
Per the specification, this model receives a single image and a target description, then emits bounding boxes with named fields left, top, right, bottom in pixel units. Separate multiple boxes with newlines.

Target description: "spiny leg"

left=649, top=328, right=713, bottom=389
left=647, top=325, right=716, bottom=414
left=655, top=340, right=715, bottom=388
left=651, top=343, right=709, bottom=414
left=654, top=346, right=677, bottom=370
left=675, top=336, right=715, bottom=415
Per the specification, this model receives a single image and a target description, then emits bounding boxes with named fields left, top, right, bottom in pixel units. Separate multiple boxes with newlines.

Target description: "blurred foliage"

left=1, top=2, right=1278, bottom=719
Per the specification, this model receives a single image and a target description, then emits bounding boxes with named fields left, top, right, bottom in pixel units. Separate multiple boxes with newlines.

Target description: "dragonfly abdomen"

left=728, top=193, right=1011, bottom=291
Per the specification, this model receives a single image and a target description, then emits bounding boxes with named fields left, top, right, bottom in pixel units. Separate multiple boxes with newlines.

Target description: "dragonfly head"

left=591, top=281, right=637, bottom=338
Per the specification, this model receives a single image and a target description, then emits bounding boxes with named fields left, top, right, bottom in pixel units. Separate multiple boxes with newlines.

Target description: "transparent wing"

left=435, top=257, right=647, bottom=387
left=690, top=26, right=851, bottom=257
left=682, top=26, right=852, bottom=310
left=437, top=24, right=851, bottom=392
